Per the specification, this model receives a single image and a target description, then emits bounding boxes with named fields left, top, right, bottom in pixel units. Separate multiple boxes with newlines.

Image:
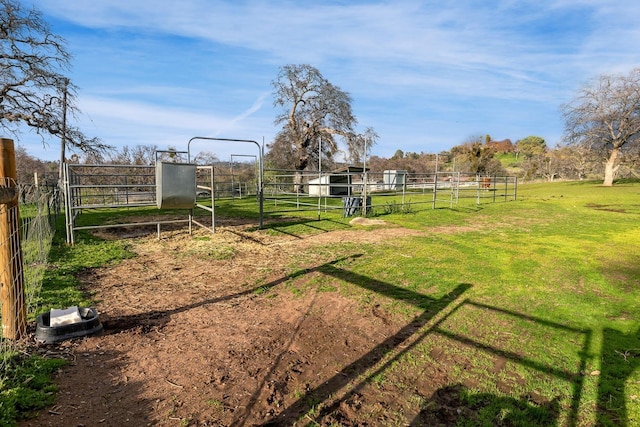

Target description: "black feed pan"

left=35, top=307, right=103, bottom=344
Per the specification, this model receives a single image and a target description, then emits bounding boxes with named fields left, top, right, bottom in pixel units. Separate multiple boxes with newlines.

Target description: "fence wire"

left=1, top=183, right=59, bottom=366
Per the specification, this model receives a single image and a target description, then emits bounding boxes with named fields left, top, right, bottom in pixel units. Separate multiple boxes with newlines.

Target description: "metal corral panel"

left=156, top=162, right=197, bottom=209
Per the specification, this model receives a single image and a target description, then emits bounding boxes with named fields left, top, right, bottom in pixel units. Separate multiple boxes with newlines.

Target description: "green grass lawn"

left=3, top=179, right=640, bottom=426
left=264, top=180, right=640, bottom=426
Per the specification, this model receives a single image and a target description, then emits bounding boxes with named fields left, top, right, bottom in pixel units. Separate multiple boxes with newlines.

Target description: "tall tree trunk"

left=603, top=147, right=619, bottom=187
left=293, top=171, right=305, bottom=194
left=293, top=152, right=309, bottom=194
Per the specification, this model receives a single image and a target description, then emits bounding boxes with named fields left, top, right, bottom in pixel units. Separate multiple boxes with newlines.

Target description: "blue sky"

left=17, top=0, right=640, bottom=162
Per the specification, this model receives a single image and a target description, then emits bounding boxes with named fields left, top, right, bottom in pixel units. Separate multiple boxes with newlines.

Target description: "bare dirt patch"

left=22, top=224, right=446, bottom=426
left=21, top=219, right=566, bottom=426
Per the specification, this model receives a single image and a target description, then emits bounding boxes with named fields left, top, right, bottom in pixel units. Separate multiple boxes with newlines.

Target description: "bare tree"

left=561, top=68, right=640, bottom=186
left=346, top=127, right=378, bottom=164
left=271, top=64, right=373, bottom=192
left=616, top=143, right=640, bottom=179
left=553, top=144, right=600, bottom=180
left=0, top=0, right=108, bottom=157
left=15, top=145, right=54, bottom=184
left=192, top=150, right=219, bottom=166
left=107, top=144, right=160, bottom=166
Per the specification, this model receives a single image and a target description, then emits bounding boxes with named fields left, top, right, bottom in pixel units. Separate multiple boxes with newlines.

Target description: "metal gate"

left=62, top=163, right=215, bottom=244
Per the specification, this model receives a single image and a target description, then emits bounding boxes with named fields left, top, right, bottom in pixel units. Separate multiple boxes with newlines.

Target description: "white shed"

left=308, top=166, right=367, bottom=196
left=383, top=170, right=407, bottom=190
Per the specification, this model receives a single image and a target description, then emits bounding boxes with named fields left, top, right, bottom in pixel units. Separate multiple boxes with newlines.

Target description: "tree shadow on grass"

left=430, top=300, right=591, bottom=427
left=255, top=217, right=350, bottom=238
left=259, top=278, right=591, bottom=426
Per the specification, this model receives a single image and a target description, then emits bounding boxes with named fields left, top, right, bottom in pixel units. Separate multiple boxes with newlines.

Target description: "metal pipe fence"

left=60, top=162, right=518, bottom=245
left=0, top=158, right=518, bottom=372
left=63, top=163, right=219, bottom=244
left=263, top=169, right=518, bottom=217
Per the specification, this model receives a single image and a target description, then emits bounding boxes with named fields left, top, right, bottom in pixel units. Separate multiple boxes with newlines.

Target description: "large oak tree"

left=270, top=64, right=374, bottom=192
left=562, top=68, right=640, bottom=186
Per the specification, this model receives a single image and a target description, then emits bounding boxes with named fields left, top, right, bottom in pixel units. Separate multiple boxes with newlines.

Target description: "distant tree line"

left=16, top=131, right=638, bottom=189
left=365, top=134, right=635, bottom=182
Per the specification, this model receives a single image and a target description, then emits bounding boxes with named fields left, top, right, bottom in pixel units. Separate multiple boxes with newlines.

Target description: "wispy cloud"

left=63, top=88, right=270, bottom=159
left=227, top=92, right=269, bottom=128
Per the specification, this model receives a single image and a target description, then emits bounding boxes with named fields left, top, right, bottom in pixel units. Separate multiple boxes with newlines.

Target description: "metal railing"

left=263, top=170, right=518, bottom=217
left=62, top=163, right=222, bottom=244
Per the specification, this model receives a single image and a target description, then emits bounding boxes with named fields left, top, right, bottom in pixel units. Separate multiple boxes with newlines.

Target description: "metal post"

left=401, top=172, right=406, bottom=209
left=64, top=163, right=74, bottom=245
left=210, top=165, right=215, bottom=233
left=504, top=177, right=508, bottom=202
left=493, top=176, right=497, bottom=202
left=432, top=173, right=438, bottom=209
left=362, top=137, right=368, bottom=216
left=58, top=79, right=68, bottom=186
left=318, top=137, right=322, bottom=220
left=229, top=158, right=235, bottom=201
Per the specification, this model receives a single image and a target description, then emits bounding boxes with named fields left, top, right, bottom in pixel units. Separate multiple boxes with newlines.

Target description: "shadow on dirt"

left=85, top=251, right=625, bottom=426
left=258, top=262, right=592, bottom=426
left=99, top=255, right=361, bottom=335
left=255, top=262, right=472, bottom=426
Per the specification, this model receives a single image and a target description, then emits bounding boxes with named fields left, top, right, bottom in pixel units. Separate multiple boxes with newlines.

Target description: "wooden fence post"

left=0, top=138, right=26, bottom=340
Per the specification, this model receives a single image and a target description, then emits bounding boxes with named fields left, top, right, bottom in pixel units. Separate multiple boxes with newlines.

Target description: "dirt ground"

left=18, top=220, right=517, bottom=426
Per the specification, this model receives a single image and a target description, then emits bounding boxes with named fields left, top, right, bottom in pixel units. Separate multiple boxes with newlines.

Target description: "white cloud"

left=36, top=1, right=639, bottom=96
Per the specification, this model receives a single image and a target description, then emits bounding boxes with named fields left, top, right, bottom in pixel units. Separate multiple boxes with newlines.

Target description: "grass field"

left=258, top=180, right=640, bottom=425
left=380, top=180, right=640, bottom=426
left=4, top=179, right=640, bottom=425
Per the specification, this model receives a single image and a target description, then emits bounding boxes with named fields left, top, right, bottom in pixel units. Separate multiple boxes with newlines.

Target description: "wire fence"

left=1, top=182, right=60, bottom=364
